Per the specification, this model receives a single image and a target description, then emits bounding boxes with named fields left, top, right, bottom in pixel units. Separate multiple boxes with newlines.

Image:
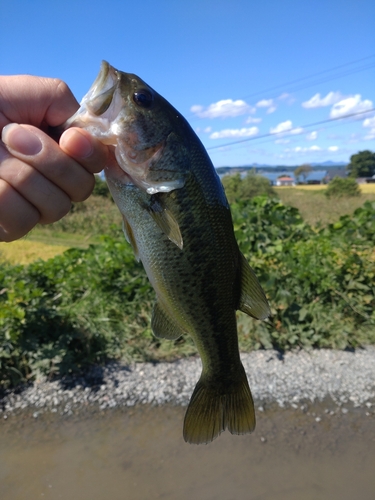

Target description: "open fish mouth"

left=62, top=61, right=125, bottom=143
left=62, top=61, right=184, bottom=195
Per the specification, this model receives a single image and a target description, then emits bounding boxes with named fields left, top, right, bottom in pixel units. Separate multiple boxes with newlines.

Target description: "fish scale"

left=62, top=61, right=270, bottom=444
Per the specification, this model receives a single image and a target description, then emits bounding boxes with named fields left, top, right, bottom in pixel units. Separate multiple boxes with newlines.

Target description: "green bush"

left=0, top=238, right=154, bottom=387
left=325, top=176, right=361, bottom=198
left=1, top=197, right=374, bottom=388
left=221, top=171, right=275, bottom=203
left=92, top=175, right=113, bottom=198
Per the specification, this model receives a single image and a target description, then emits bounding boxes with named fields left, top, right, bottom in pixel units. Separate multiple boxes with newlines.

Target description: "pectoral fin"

left=148, top=198, right=183, bottom=250
left=122, top=216, right=140, bottom=261
left=238, top=252, right=270, bottom=320
left=151, top=301, right=186, bottom=340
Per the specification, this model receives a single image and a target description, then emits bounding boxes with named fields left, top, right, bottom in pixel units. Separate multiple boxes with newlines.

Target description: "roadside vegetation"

left=1, top=173, right=374, bottom=388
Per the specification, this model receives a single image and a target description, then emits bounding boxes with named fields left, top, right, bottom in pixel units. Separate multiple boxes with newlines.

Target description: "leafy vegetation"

left=1, top=192, right=374, bottom=388
left=92, top=174, right=113, bottom=199
left=325, top=176, right=361, bottom=198
left=347, top=149, right=375, bottom=178
left=221, top=171, right=275, bottom=203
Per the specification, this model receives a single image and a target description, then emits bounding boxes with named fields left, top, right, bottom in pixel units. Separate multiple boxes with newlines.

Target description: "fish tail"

left=183, top=366, right=256, bottom=445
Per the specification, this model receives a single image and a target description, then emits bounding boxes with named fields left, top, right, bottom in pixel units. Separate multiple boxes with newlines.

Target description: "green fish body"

left=64, top=62, right=270, bottom=444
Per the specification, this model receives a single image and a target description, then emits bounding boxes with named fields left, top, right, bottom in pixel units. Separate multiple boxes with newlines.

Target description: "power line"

left=240, top=54, right=375, bottom=101
left=186, top=54, right=375, bottom=121
left=273, top=62, right=375, bottom=98
left=206, top=108, right=375, bottom=151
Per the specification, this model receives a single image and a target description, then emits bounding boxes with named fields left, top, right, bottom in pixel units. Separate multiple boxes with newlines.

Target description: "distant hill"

left=216, top=162, right=347, bottom=176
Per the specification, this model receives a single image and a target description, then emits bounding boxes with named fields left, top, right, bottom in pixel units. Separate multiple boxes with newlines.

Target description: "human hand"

left=0, top=75, right=109, bottom=242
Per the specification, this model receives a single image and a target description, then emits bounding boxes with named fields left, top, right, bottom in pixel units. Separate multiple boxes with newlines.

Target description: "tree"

left=347, top=150, right=375, bottom=178
left=294, top=163, right=312, bottom=183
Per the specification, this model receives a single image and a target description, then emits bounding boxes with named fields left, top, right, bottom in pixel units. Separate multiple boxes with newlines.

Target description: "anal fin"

left=151, top=301, right=187, bottom=340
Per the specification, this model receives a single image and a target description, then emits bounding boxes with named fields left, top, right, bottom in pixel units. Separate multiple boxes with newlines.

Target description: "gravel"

left=1, top=348, right=375, bottom=416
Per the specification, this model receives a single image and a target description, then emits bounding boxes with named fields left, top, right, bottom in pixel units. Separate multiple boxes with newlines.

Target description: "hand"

left=0, top=75, right=109, bottom=242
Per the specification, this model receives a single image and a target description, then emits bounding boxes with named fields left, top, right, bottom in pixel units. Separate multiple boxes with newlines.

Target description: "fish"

left=63, top=61, right=271, bottom=444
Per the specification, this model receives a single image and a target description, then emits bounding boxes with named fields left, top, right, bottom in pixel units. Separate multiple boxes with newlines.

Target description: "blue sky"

left=1, top=0, right=374, bottom=167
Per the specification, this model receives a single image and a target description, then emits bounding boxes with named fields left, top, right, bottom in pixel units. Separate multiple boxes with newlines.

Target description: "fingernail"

left=2, top=124, right=43, bottom=156
left=60, top=129, right=93, bottom=159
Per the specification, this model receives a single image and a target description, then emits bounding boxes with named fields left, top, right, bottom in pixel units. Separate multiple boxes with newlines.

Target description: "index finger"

left=0, top=75, right=79, bottom=130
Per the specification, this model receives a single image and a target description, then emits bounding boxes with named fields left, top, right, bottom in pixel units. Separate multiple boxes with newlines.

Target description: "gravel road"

left=1, top=348, right=375, bottom=416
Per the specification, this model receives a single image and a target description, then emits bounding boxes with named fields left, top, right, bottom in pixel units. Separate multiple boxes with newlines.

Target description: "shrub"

left=325, top=176, right=361, bottom=198
left=92, top=175, right=113, bottom=199
left=222, top=171, right=275, bottom=203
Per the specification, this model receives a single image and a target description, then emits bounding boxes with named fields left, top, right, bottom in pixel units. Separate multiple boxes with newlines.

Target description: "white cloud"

left=256, top=99, right=273, bottom=108
left=306, top=131, right=318, bottom=141
left=256, top=99, right=276, bottom=114
left=330, top=94, right=373, bottom=119
left=209, top=127, right=259, bottom=139
left=245, top=116, right=262, bottom=124
left=290, top=126, right=304, bottom=135
left=190, top=99, right=255, bottom=119
left=275, top=138, right=290, bottom=144
left=285, top=145, right=321, bottom=153
left=302, top=91, right=343, bottom=108
left=278, top=93, right=296, bottom=105
left=270, top=120, right=293, bottom=134
left=204, top=126, right=212, bottom=133
left=365, top=131, right=375, bottom=140
left=363, top=116, right=375, bottom=140
left=270, top=120, right=303, bottom=135
left=328, top=146, right=339, bottom=152
left=363, top=116, right=375, bottom=128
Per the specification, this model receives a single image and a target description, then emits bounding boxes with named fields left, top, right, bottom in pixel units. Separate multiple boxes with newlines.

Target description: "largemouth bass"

left=63, top=61, right=270, bottom=444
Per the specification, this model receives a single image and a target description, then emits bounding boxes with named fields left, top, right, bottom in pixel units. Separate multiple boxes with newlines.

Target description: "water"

left=0, top=404, right=374, bottom=500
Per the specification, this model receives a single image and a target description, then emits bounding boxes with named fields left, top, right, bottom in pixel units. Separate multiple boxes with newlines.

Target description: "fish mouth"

left=83, top=61, right=119, bottom=116
left=61, top=61, right=124, bottom=140
left=61, top=61, right=185, bottom=195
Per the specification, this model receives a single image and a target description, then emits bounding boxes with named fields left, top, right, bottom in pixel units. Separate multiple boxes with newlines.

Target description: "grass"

left=0, top=240, right=69, bottom=265
left=275, top=185, right=375, bottom=226
left=30, top=196, right=123, bottom=245
left=1, top=196, right=124, bottom=263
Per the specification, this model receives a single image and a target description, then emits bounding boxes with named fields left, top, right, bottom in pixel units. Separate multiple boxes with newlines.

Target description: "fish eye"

left=133, top=89, right=154, bottom=108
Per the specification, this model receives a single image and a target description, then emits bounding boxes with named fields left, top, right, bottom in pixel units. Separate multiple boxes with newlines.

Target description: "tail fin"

left=183, top=367, right=256, bottom=445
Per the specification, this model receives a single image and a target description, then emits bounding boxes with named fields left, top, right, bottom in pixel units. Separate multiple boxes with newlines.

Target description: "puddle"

left=0, top=404, right=374, bottom=500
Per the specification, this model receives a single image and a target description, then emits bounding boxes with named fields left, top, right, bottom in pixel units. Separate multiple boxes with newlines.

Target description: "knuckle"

left=71, top=175, right=95, bottom=202
left=39, top=197, right=71, bottom=224
left=52, top=78, right=74, bottom=100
